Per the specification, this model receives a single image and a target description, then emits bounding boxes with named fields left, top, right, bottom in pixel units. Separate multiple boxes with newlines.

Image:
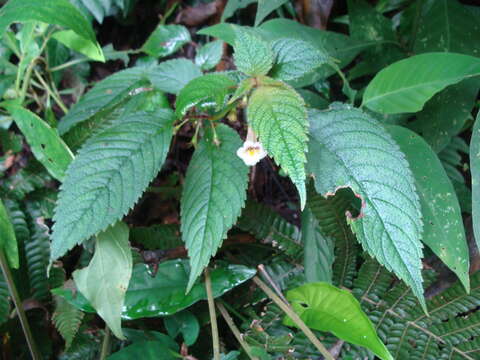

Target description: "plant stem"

left=205, top=268, right=221, bottom=360
left=252, top=276, right=334, bottom=360
left=49, top=58, right=89, bottom=72
left=216, top=302, right=258, bottom=360
left=99, top=327, right=111, bottom=360
left=34, top=69, right=69, bottom=114
left=0, top=249, right=41, bottom=360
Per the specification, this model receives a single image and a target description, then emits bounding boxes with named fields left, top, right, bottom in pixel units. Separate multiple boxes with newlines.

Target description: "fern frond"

left=0, top=274, right=10, bottom=325
left=237, top=201, right=302, bottom=260
left=25, top=202, right=51, bottom=302
left=53, top=296, right=84, bottom=349
left=58, top=330, right=101, bottom=360
left=1, top=162, right=52, bottom=200
left=130, top=224, right=182, bottom=250
left=308, top=189, right=358, bottom=288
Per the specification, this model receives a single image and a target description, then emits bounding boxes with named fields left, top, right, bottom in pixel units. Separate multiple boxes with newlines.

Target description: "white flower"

left=236, top=140, right=267, bottom=166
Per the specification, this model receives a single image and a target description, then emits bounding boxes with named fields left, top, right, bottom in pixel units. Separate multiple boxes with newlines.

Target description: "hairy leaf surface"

left=73, top=222, right=132, bottom=340
left=307, top=106, right=425, bottom=308
left=148, top=59, right=202, bottom=95
left=233, top=28, right=273, bottom=76
left=247, top=82, right=308, bottom=208
left=363, top=53, right=480, bottom=114
left=51, top=110, right=174, bottom=261
left=181, top=124, right=248, bottom=290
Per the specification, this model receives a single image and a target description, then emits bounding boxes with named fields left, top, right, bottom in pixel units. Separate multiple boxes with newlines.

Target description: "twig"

left=252, top=276, right=334, bottom=360
left=216, top=302, right=258, bottom=360
left=257, top=264, right=288, bottom=303
left=205, top=268, right=221, bottom=360
left=0, top=249, right=41, bottom=360
left=99, top=327, right=111, bottom=360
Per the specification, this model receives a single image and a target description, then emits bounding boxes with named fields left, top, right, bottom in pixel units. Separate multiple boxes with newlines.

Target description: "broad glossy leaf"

left=254, top=0, right=289, bottom=26
left=0, top=199, right=18, bottom=268
left=164, top=311, right=199, bottom=346
left=270, top=38, right=328, bottom=81
left=307, top=105, right=425, bottom=308
left=175, top=74, right=236, bottom=118
left=233, top=27, right=273, bottom=76
left=363, top=53, right=480, bottom=114
left=387, top=126, right=469, bottom=291
left=181, top=124, right=249, bottom=290
left=247, top=82, right=308, bottom=208
left=414, top=0, right=480, bottom=56
left=195, top=40, right=224, bottom=71
left=148, top=59, right=202, bottom=95
left=471, top=113, right=480, bottom=252
left=6, top=105, right=74, bottom=181
left=52, top=30, right=105, bottom=62
left=107, top=341, right=176, bottom=360
left=51, top=110, right=174, bottom=261
left=52, top=260, right=256, bottom=318
left=0, top=0, right=97, bottom=44
left=74, top=222, right=132, bottom=339
left=58, top=67, right=150, bottom=135
left=301, top=207, right=334, bottom=283
left=284, top=282, right=393, bottom=360
left=141, top=24, right=190, bottom=58
left=411, top=78, right=480, bottom=152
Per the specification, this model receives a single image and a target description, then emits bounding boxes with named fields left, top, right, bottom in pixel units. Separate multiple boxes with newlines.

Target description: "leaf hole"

left=40, top=143, right=46, bottom=149
left=299, top=302, right=309, bottom=308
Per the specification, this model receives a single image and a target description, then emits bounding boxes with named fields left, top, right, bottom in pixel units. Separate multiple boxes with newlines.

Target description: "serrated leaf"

left=233, top=28, right=273, bottom=76
left=51, top=110, right=174, bottom=261
left=413, top=0, right=480, bottom=56
left=148, top=59, right=202, bottom=95
left=175, top=74, right=236, bottom=118
left=73, top=222, right=132, bottom=340
left=387, top=125, right=469, bottom=291
left=411, top=78, right=480, bottom=153
left=363, top=53, right=480, bottom=114
left=270, top=38, right=329, bottom=82
left=0, top=0, right=97, bottom=44
left=53, top=260, right=256, bottom=318
left=58, top=67, right=150, bottom=135
left=181, top=124, right=248, bottom=290
left=6, top=105, right=73, bottom=181
left=141, top=24, right=190, bottom=58
left=53, top=295, right=85, bottom=349
left=52, top=30, right=105, bottom=62
left=195, top=40, right=224, bottom=71
left=254, top=0, right=288, bottom=27
left=471, top=112, right=480, bottom=252
left=284, top=282, right=393, bottom=360
left=307, top=106, right=425, bottom=309
left=247, top=82, right=308, bottom=208
left=301, top=207, right=334, bottom=283
left=0, top=199, right=18, bottom=268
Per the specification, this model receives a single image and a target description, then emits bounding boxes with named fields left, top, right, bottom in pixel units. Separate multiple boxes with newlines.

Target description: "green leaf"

left=284, top=282, right=393, bottom=360
left=0, top=0, right=97, bottom=44
left=471, top=112, right=480, bottom=252
left=53, top=260, right=256, bottom=318
left=233, top=27, right=273, bottom=76
left=58, top=67, right=150, bottom=135
left=148, top=59, right=202, bottom=95
left=107, top=341, right=176, bottom=360
left=197, top=23, right=238, bottom=46
left=73, top=222, right=132, bottom=340
left=247, top=82, right=308, bottom=208
left=164, top=310, right=200, bottom=346
left=6, top=105, right=73, bottom=181
left=222, top=0, right=257, bottom=21
left=181, top=124, right=249, bottom=290
left=270, top=38, right=328, bottom=81
left=141, top=24, right=190, bottom=58
left=307, top=105, right=425, bottom=309
left=387, top=125, right=469, bottom=291
left=413, top=0, right=480, bottom=56
left=195, top=40, right=224, bottom=71
left=363, top=53, right=480, bottom=114
left=175, top=74, right=236, bottom=118
left=301, top=207, right=334, bottom=283
left=410, top=78, right=480, bottom=153
left=50, top=110, right=174, bottom=261
left=52, top=295, right=85, bottom=349
left=0, top=199, right=18, bottom=268
left=52, top=30, right=105, bottom=62
left=130, top=224, right=182, bottom=250
left=254, top=0, right=288, bottom=27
